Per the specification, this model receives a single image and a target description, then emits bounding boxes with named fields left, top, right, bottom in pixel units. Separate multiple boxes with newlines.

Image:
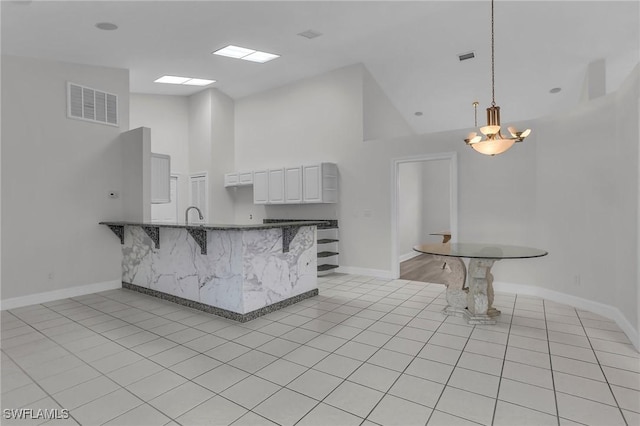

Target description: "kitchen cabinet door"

left=224, top=172, right=239, bottom=187
left=253, top=170, right=268, bottom=204
left=268, top=168, right=285, bottom=204
left=285, top=166, right=303, bottom=203
left=303, top=163, right=337, bottom=203
left=238, top=171, right=253, bottom=185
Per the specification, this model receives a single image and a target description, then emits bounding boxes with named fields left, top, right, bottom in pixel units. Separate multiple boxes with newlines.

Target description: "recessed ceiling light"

left=298, top=30, right=322, bottom=39
left=242, top=51, right=280, bottom=63
left=550, top=87, right=562, bottom=94
left=154, top=76, right=216, bottom=86
left=213, top=45, right=256, bottom=59
left=212, top=45, right=280, bottom=63
left=414, top=111, right=423, bottom=116
left=183, top=78, right=216, bottom=86
left=95, top=22, right=118, bottom=31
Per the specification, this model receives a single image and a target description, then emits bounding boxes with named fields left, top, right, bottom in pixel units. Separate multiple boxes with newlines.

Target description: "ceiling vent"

left=298, top=30, right=322, bottom=39
left=67, top=82, right=118, bottom=127
left=458, top=51, right=475, bottom=61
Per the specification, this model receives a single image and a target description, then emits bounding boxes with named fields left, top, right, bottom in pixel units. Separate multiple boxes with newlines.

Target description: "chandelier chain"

left=491, top=0, right=496, bottom=106
left=473, top=101, right=478, bottom=127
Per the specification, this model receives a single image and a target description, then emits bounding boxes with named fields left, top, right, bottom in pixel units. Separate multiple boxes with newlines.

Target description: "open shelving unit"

left=263, top=219, right=339, bottom=276
left=316, top=220, right=339, bottom=275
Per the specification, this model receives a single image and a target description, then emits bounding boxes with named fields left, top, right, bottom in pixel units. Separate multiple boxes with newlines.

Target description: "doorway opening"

left=391, top=152, right=458, bottom=280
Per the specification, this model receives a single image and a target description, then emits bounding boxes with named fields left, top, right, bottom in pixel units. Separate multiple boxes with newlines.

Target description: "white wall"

left=1, top=55, right=129, bottom=301
left=233, top=62, right=638, bottom=342
left=363, top=67, right=413, bottom=141
left=188, top=88, right=235, bottom=223
left=130, top=94, right=190, bottom=216
left=234, top=65, right=367, bottom=268
left=120, top=127, right=151, bottom=222
left=233, top=63, right=539, bottom=271
left=398, top=162, right=423, bottom=259
left=422, top=159, right=451, bottom=241
left=130, top=89, right=235, bottom=224
left=531, top=66, right=638, bottom=337
left=209, top=89, right=235, bottom=223
left=188, top=90, right=211, bottom=221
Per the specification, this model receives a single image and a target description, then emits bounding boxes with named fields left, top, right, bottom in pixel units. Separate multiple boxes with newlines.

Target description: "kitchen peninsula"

left=100, top=221, right=326, bottom=321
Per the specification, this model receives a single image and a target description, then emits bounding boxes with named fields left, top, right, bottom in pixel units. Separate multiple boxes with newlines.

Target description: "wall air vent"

left=458, top=51, right=475, bottom=61
left=67, top=82, right=118, bottom=127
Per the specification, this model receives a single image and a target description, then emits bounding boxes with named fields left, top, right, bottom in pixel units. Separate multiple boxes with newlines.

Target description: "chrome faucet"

left=185, top=206, right=204, bottom=225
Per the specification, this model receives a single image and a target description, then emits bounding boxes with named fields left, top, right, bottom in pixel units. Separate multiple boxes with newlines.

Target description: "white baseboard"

left=398, top=251, right=422, bottom=263
left=0, top=280, right=122, bottom=311
left=336, top=266, right=395, bottom=280
left=494, top=281, right=640, bottom=351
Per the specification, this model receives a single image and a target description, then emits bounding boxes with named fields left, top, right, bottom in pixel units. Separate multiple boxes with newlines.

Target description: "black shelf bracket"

left=187, top=228, right=207, bottom=255
left=142, top=226, right=160, bottom=249
left=107, top=225, right=125, bottom=245
left=282, top=226, right=301, bottom=253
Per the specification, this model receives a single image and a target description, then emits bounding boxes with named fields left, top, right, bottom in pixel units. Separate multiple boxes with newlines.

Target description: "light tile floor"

left=2, top=274, right=639, bottom=426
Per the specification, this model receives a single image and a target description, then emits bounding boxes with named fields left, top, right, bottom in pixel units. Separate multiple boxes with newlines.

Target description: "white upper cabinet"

left=253, top=170, right=269, bottom=204
left=224, top=172, right=239, bottom=187
left=268, top=168, right=285, bottom=204
left=151, top=153, right=171, bottom=203
left=225, top=171, right=253, bottom=187
left=249, top=163, right=337, bottom=205
left=285, top=166, right=303, bottom=203
left=238, top=171, right=253, bottom=185
left=303, top=163, right=337, bottom=204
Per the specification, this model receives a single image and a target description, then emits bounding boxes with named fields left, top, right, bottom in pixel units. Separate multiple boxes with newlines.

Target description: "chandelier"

left=464, top=0, right=531, bottom=156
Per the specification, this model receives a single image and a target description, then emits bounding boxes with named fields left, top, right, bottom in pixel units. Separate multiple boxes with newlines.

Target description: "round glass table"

left=414, top=243, right=548, bottom=324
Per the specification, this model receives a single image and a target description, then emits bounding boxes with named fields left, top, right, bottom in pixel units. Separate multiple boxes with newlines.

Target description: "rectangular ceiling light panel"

left=213, top=45, right=279, bottom=63
left=241, top=51, right=280, bottom=63
left=213, top=45, right=256, bottom=58
left=154, top=75, right=190, bottom=84
left=183, top=78, right=216, bottom=86
left=154, top=76, right=215, bottom=86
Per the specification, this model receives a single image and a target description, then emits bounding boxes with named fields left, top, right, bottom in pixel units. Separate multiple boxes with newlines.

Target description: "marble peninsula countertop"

left=99, top=220, right=329, bottom=231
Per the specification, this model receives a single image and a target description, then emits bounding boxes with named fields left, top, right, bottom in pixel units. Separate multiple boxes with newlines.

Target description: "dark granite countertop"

left=99, top=220, right=329, bottom=231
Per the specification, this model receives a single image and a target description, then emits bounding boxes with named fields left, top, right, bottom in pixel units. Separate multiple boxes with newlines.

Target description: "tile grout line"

left=3, top=276, right=635, bottom=426
left=7, top=278, right=443, bottom=425
left=311, top=280, right=455, bottom=424
left=105, top=277, right=440, bottom=424
left=1, top=310, right=90, bottom=426
left=286, top=279, right=450, bottom=425
left=6, top=296, right=240, bottom=425
left=574, top=308, right=630, bottom=426
left=542, top=299, right=562, bottom=426
left=10, top=302, right=198, bottom=424
left=488, top=292, right=518, bottom=426
left=422, top=317, right=485, bottom=424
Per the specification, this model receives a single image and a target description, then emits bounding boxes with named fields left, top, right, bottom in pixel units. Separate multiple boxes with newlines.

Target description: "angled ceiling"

left=2, top=1, right=638, bottom=134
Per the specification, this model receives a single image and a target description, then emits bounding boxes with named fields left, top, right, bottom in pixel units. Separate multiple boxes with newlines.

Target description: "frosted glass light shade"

left=508, top=126, right=532, bottom=140
left=480, top=125, right=501, bottom=137
left=470, top=138, right=515, bottom=156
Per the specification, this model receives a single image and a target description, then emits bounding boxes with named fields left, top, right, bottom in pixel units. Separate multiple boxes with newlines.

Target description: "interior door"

left=189, top=173, right=208, bottom=223
left=151, top=175, right=178, bottom=223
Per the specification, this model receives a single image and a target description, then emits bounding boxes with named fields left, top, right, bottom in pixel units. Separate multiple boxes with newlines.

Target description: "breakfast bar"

left=100, top=221, right=326, bottom=321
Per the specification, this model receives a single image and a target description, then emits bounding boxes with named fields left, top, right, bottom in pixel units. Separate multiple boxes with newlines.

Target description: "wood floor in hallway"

left=399, top=254, right=449, bottom=284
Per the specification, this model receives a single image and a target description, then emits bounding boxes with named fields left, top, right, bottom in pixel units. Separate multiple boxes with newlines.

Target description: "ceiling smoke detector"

left=458, top=51, right=475, bottom=61
left=95, top=22, right=118, bottom=31
left=298, top=30, right=323, bottom=39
